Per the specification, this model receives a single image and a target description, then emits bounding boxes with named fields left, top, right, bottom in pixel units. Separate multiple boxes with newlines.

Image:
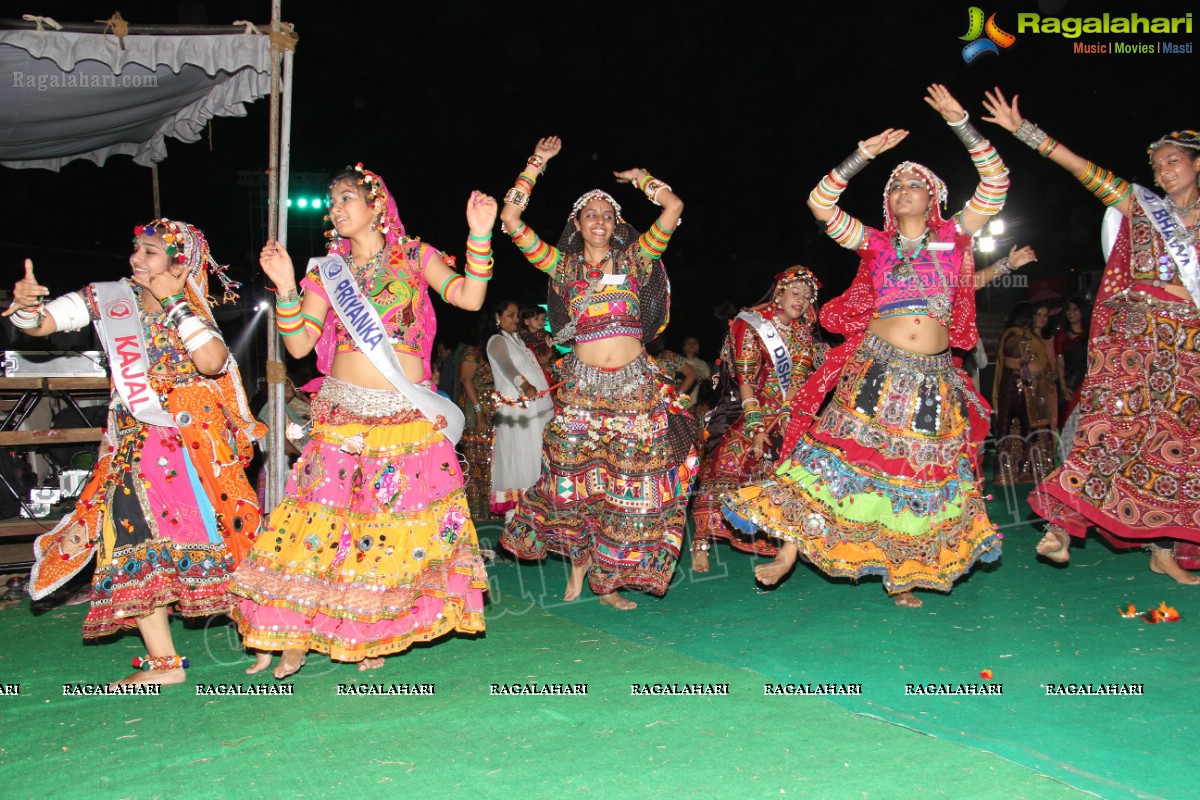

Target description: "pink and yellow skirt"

left=231, top=378, right=487, bottom=662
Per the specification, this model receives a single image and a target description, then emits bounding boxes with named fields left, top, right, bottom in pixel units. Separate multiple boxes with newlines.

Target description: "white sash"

left=315, top=255, right=465, bottom=445
left=92, top=280, right=176, bottom=428
left=735, top=310, right=794, bottom=397
left=1134, top=184, right=1200, bottom=309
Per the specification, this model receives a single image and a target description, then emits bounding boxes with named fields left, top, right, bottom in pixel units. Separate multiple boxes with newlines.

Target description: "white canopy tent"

left=0, top=11, right=295, bottom=509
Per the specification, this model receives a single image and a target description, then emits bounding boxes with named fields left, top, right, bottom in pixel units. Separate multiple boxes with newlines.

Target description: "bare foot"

left=564, top=558, right=590, bottom=602
left=109, top=667, right=186, bottom=688
left=692, top=549, right=710, bottom=574
left=597, top=592, right=637, bottom=610
left=893, top=591, right=923, bottom=608
left=1036, top=527, right=1070, bottom=563
left=1149, top=550, right=1200, bottom=585
left=754, top=542, right=798, bottom=586
left=358, top=657, right=385, bottom=671
left=273, top=648, right=307, bottom=680
left=245, top=652, right=273, bottom=675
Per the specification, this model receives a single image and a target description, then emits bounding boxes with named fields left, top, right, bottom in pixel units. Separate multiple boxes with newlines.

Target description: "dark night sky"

left=3, top=0, right=1198, bottom=364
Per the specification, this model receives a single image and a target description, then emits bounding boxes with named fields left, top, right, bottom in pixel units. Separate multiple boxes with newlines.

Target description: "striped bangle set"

left=1079, top=161, right=1132, bottom=207
left=635, top=173, right=672, bottom=206
left=465, top=232, right=494, bottom=282
left=638, top=221, right=673, bottom=259
left=809, top=169, right=849, bottom=210
left=966, top=141, right=1009, bottom=217
left=825, top=206, right=867, bottom=250
left=275, top=292, right=303, bottom=337
left=510, top=222, right=559, bottom=273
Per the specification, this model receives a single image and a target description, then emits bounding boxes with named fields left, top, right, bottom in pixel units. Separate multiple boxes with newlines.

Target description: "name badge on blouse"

left=600, top=273, right=626, bottom=285
left=927, top=242, right=955, bottom=251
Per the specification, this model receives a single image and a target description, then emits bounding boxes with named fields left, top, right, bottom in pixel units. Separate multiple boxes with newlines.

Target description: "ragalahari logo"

left=960, top=7, right=1016, bottom=62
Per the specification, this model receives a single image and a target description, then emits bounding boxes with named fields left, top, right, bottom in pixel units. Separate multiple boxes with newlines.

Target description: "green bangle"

left=468, top=232, right=492, bottom=243
left=438, top=273, right=458, bottom=300
left=465, top=271, right=492, bottom=282
left=160, top=293, right=186, bottom=306
left=275, top=296, right=301, bottom=310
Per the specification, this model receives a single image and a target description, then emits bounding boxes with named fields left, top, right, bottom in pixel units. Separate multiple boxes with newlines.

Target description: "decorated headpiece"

left=1147, top=130, right=1200, bottom=159
left=555, top=189, right=638, bottom=260
left=762, top=264, right=820, bottom=324
left=882, top=161, right=948, bottom=231
left=324, top=163, right=407, bottom=256
left=133, top=218, right=241, bottom=307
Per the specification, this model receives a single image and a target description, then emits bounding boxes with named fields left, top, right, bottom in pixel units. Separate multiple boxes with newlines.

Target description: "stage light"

left=978, top=236, right=996, bottom=253
left=256, top=301, right=269, bottom=311
left=988, top=218, right=1005, bottom=235
left=297, top=198, right=309, bottom=209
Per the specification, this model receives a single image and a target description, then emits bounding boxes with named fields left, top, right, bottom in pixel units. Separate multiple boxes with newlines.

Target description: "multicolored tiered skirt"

left=501, top=352, right=699, bottom=595
left=722, top=334, right=1001, bottom=594
left=1030, top=292, right=1200, bottom=541
left=31, top=376, right=262, bottom=638
left=231, top=377, right=487, bottom=662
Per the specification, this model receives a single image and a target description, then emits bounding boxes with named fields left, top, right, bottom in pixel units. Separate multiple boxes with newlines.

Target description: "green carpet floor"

left=0, top=546, right=1091, bottom=800
left=475, top=498, right=1197, bottom=800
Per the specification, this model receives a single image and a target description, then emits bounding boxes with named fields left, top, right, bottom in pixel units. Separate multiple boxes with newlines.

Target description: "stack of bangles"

left=742, top=397, right=765, bottom=433
left=464, top=232, right=494, bottom=282
left=275, top=288, right=303, bottom=337
left=503, top=160, right=541, bottom=211
left=634, top=173, right=672, bottom=206
left=8, top=299, right=45, bottom=330
left=159, top=292, right=217, bottom=354
left=991, top=257, right=1014, bottom=279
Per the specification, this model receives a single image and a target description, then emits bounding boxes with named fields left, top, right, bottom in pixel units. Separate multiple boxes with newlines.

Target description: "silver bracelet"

left=991, top=257, right=1013, bottom=279
left=1013, top=120, right=1049, bottom=150
left=835, top=147, right=871, bottom=182
left=949, top=115, right=986, bottom=150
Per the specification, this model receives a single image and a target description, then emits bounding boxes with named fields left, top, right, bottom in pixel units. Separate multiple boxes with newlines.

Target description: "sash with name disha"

left=315, top=255, right=465, bottom=445
left=735, top=310, right=794, bottom=398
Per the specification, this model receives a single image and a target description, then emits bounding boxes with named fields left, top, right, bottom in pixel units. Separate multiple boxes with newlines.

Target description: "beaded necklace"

left=890, top=231, right=952, bottom=323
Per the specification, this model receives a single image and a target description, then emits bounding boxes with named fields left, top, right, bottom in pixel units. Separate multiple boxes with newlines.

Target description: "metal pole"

left=264, top=0, right=286, bottom=512
left=150, top=162, right=161, bottom=218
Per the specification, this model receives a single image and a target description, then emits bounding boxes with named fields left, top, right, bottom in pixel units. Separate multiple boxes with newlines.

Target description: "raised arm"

left=423, top=191, right=497, bottom=312
left=806, top=129, right=908, bottom=250
left=501, top=137, right=564, bottom=279
left=982, top=87, right=1133, bottom=216
left=265, top=241, right=329, bottom=359
left=613, top=168, right=684, bottom=260
left=925, top=84, right=1010, bottom=236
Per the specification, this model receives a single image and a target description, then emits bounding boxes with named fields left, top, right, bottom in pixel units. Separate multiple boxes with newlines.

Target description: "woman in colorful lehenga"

left=722, top=85, right=1006, bottom=607
left=231, top=166, right=495, bottom=677
left=19, top=219, right=262, bottom=685
left=983, top=92, right=1200, bottom=583
left=691, top=266, right=826, bottom=573
left=992, top=303, right=1057, bottom=485
left=487, top=298, right=553, bottom=517
left=457, top=336, right=498, bottom=521
left=498, top=136, right=697, bottom=610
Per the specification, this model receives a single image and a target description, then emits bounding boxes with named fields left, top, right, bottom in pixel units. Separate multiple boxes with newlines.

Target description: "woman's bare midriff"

left=1163, top=283, right=1191, bottom=301
left=868, top=315, right=950, bottom=355
left=574, top=336, right=643, bottom=369
left=331, top=351, right=426, bottom=389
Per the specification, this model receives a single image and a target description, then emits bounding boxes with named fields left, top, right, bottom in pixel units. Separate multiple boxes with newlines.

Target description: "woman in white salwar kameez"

left=487, top=300, right=553, bottom=516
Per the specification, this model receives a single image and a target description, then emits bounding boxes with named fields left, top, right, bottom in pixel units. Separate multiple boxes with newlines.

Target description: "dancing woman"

left=722, top=85, right=1006, bottom=607
left=231, top=166, right=496, bottom=677
left=18, top=220, right=262, bottom=685
left=982, top=91, right=1200, bottom=583
left=691, top=266, right=826, bottom=573
left=487, top=298, right=553, bottom=516
left=498, top=136, right=697, bottom=610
